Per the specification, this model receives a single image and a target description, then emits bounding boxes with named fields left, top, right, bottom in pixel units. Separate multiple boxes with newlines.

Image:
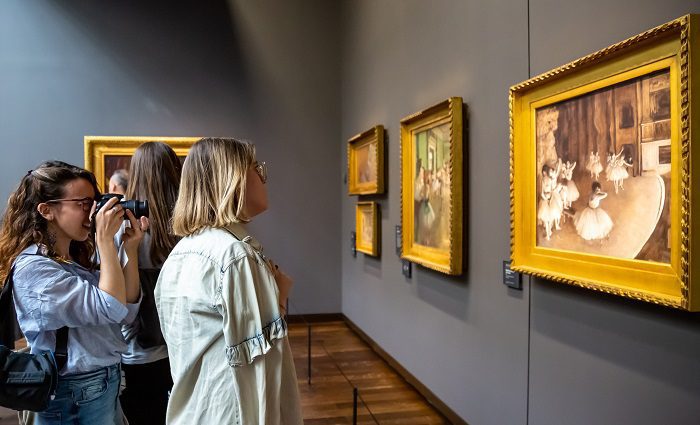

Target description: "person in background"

left=156, top=137, right=303, bottom=424
left=0, top=161, right=146, bottom=424
left=118, top=142, right=181, bottom=425
left=109, top=169, right=129, bottom=195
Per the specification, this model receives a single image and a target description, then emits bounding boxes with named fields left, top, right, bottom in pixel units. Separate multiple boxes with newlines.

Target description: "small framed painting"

left=348, top=125, right=385, bottom=195
left=356, top=201, right=380, bottom=256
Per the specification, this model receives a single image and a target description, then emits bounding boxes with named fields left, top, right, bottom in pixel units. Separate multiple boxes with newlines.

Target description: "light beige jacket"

left=155, top=224, right=302, bottom=425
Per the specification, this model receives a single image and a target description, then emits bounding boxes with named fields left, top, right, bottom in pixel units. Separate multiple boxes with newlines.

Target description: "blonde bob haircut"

left=172, top=137, right=256, bottom=236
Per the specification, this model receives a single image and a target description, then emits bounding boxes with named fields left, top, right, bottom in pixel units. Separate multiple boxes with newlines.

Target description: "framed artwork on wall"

left=348, top=125, right=385, bottom=195
left=510, top=15, right=700, bottom=310
left=84, top=136, right=199, bottom=192
left=400, top=97, right=463, bottom=275
left=356, top=201, right=380, bottom=256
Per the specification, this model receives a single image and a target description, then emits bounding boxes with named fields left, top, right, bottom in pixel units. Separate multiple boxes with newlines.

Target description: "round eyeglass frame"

left=254, top=161, right=268, bottom=184
left=45, top=197, right=95, bottom=212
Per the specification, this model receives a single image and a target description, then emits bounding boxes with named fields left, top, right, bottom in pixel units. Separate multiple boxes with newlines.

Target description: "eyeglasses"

left=254, top=161, right=268, bottom=184
left=45, top=197, right=95, bottom=212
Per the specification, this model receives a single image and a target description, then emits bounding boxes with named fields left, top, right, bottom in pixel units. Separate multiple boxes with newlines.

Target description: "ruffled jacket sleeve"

left=218, top=252, right=286, bottom=365
left=217, top=250, right=289, bottom=422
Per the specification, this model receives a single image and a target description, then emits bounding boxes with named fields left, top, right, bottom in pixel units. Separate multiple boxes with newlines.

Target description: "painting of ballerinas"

left=413, top=122, right=451, bottom=250
left=535, top=69, right=672, bottom=263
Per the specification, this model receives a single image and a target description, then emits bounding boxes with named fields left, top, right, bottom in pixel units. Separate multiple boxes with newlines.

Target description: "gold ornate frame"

left=510, top=15, right=699, bottom=310
left=400, top=97, right=463, bottom=275
left=84, top=136, right=199, bottom=192
left=356, top=201, right=380, bottom=256
left=348, top=125, right=385, bottom=195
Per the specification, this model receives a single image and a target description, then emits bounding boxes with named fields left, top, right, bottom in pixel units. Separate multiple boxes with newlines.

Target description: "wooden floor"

left=290, top=320, right=450, bottom=425
left=0, top=320, right=449, bottom=425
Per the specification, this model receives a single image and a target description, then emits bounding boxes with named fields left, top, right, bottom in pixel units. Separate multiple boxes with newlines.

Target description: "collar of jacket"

left=223, top=222, right=263, bottom=252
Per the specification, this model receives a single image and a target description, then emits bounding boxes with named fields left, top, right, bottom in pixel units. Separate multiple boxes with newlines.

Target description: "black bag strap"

left=1, top=264, right=69, bottom=371
left=54, top=326, right=68, bottom=371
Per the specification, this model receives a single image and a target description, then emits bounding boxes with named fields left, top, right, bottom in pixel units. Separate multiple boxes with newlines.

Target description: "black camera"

left=94, top=194, right=149, bottom=219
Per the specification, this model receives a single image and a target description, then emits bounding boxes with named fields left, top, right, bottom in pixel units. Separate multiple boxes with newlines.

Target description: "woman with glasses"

left=0, top=160, right=147, bottom=424
left=155, top=137, right=302, bottom=424
left=117, top=142, right=181, bottom=425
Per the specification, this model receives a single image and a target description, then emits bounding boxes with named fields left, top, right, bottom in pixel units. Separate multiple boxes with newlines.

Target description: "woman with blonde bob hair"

left=156, top=137, right=302, bottom=425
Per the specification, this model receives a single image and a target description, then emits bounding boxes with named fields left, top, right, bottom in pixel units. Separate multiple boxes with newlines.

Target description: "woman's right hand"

left=92, top=197, right=125, bottom=249
left=267, top=259, right=293, bottom=312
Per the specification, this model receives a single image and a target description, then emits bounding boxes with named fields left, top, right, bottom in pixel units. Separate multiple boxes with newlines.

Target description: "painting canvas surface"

left=413, top=122, right=451, bottom=250
left=356, top=143, right=377, bottom=184
left=535, top=69, right=671, bottom=263
left=102, top=154, right=186, bottom=193
left=361, top=209, right=374, bottom=247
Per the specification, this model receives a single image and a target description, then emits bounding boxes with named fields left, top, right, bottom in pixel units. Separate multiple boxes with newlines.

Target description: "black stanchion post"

left=353, top=387, right=358, bottom=425
left=307, top=324, right=312, bottom=385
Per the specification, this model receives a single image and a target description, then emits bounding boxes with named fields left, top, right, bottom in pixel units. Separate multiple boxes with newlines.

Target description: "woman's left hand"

left=122, top=209, right=149, bottom=253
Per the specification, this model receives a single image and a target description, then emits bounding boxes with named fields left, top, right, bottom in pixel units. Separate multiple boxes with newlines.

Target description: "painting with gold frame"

left=510, top=15, right=700, bottom=310
left=84, top=136, right=199, bottom=192
left=348, top=125, right=385, bottom=195
left=401, top=97, right=463, bottom=275
left=356, top=201, right=380, bottom=256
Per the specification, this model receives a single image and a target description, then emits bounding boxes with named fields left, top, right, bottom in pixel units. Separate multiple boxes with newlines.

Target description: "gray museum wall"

left=341, top=1, right=700, bottom=425
left=0, top=0, right=341, bottom=314
left=527, top=1, right=700, bottom=425
left=340, top=1, right=530, bottom=424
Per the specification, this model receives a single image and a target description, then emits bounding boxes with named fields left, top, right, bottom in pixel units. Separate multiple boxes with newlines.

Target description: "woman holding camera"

left=0, top=161, right=147, bottom=424
left=117, top=142, right=181, bottom=425
left=156, top=137, right=302, bottom=424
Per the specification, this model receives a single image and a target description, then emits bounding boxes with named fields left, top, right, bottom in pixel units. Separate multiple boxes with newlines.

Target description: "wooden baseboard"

left=286, top=313, right=344, bottom=324
left=342, top=314, right=468, bottom=425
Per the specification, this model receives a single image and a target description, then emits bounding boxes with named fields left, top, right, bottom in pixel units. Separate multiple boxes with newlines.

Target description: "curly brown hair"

left=0, top=161, right=100, bottom=284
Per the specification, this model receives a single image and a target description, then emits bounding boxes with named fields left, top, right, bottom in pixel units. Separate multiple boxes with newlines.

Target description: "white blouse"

left=155, top=223, right=302, bottom=425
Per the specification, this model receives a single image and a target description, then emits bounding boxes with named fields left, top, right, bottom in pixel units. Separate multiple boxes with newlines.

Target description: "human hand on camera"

left=93, top=197, right=124, bottom=249
left=121, top=209, right=149, bottom=254
left=267, top=259, right=293, bottom=313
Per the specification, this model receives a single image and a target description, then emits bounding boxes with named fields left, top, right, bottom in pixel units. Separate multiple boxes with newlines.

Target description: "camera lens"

left=121, top=200, right=149, bottom=218
left=94, top=194, right=149, bottom=219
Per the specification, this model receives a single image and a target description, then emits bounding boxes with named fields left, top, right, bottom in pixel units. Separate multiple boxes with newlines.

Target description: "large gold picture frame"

left=84, top=136, right=199, bottom=192
left=401, top=97, right=463, bottom=275
left=356, top=201, right=380, bottom=256
left=510, top=15, right=700, bottom=310
left=348, top=125, right=385, bottom=195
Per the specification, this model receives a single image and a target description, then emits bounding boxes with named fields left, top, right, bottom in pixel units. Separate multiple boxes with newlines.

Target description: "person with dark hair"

left=156, top=137, right=302, bottom=424
left=118, top=142, right=181, bottom=425
left=0, top=161, right=147, bottom=424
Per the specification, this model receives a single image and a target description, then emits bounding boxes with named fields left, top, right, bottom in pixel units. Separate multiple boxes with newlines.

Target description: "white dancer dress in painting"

left=574, top=182, right=613, bottom=241
left=608, top=151, right=632, bottom=194
left=586, top=152, right=603, bottom=181
left=538, top=164, right=563, bottom=240
left=561, top=161, right=579, bottom=209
